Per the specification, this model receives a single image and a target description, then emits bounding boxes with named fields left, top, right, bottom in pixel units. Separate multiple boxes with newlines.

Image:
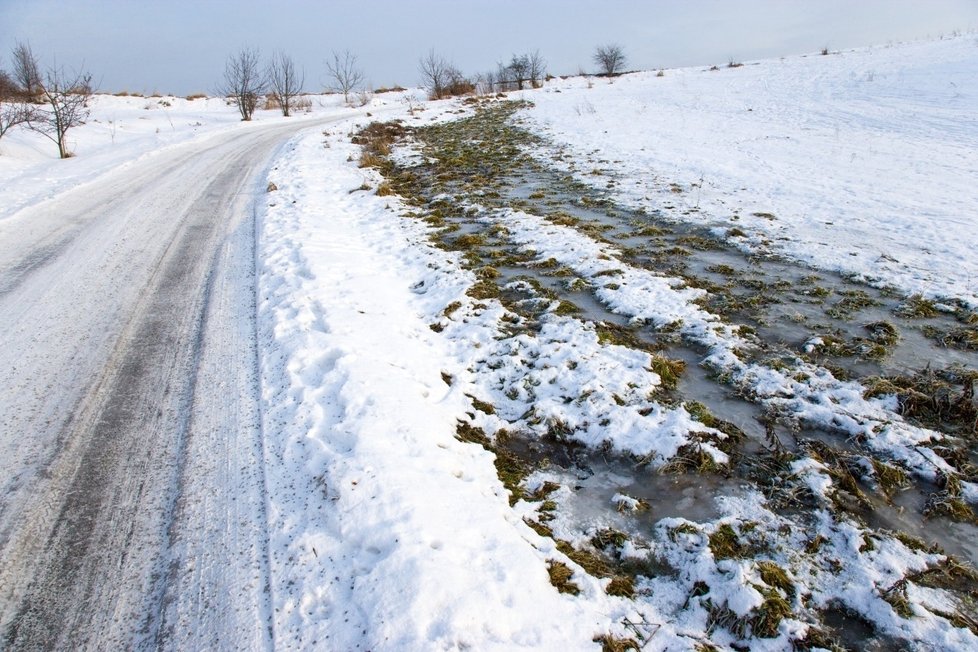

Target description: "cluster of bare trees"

left=497, top=51, right=546, bottom=91
left=417, top=43, right=626, bottom=100
left=221, top=47, right=372, bottom=119
left=0, top=41, right=94, bottom=159
left=219, top=47, right=305, bottom=120
left=418, top=49, right=546, bottom=100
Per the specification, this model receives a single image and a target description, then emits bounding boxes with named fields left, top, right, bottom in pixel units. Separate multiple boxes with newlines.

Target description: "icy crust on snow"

left=515, top=458, right=978, bottom=650
left=256, top=121, right=683, bottom=649
left=521, top=468, right=978, bottom=649
left=519, top=35, right=978, bottom=308
left=438, top=310, right=728, bottom=464
left=492, top=206, right=968, bottom=491
left=646, top=493, right=975, bottom=650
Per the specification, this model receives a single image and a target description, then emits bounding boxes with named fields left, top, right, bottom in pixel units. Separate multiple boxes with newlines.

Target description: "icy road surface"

left=0, top=118, right=333, bottom=649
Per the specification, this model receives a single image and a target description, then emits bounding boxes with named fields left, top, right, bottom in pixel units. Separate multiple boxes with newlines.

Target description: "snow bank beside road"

left=522, top=36, right=978, bottom=306
left=256, top=119, right=652, bottom=649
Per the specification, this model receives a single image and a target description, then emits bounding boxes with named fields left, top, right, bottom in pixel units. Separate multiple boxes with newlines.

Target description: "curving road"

left=0, top=118, right=330, bottom=650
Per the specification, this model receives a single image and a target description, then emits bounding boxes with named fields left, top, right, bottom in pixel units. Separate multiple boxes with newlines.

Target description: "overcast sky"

left=2, top=0, right=977, bottom=95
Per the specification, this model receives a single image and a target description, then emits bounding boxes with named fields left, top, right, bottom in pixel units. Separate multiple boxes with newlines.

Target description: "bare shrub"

left=294, top=95, right=313, bottom=113
left=445, top=66, right=474, bottom=97
left=0, top=92, right=34, bottom=141
left=220, top=47, right=265, bottom=121
left=325, top=49, right=365, bottom=105
left=474, top=70, right=497, bottom=96
left=593, top=44, right=626, bottom=76
left=354, top=89, right=373, bottom=107
left=418, top=50, right=471, bottom=99
left=267, top=51, right=304, bottom=117
left=0, top=69, right=19, bottom=98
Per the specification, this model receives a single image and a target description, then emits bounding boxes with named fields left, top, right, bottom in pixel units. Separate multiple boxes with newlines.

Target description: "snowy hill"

left=523, top=36, right=978, bottom=306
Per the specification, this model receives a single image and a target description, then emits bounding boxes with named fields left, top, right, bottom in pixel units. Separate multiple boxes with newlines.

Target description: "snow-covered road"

left=0, top=117, right=332, bottom=649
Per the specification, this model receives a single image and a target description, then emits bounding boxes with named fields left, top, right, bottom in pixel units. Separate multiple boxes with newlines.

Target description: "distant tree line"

left=0, top=41, right=94, bottom=158
left=418, top=44, right=628, bottom=100
left=219, top=41, right=628, bottom=111
left=2, top=39, right=632, bottom=157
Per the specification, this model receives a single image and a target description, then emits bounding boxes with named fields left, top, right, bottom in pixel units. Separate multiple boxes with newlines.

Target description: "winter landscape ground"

left=1, top=34, right=977, bottom=651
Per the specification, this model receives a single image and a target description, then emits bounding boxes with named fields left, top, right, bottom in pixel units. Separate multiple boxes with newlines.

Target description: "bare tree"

left=324, top=49, right=365, bottom=105
left=418, top=49, right=450, bottom=99
left=220, top=47, right=265, bottom=121
left=27, top=65, right=94, bottom=158
left=593, top=44, right=627, bottom=76
left=528, top=50, right=546, bottom=88
left=267, top=51, right=304, bottom=117
left=506, top=54, right=530, bottom=90
left=11, top=41, right=42, bottom=100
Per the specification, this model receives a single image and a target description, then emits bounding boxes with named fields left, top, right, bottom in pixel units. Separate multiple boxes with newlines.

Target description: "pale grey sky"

left=2, top=0, right=977, bottom=95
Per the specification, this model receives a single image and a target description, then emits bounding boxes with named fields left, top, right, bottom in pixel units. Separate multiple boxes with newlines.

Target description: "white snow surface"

left=520, top=35, right=978, bottom=307
left=3, top=35, right=976, bottom=651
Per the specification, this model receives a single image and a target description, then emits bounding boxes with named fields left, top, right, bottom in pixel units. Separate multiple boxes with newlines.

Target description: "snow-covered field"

left=2, top=33, right=977, bottom=651
left=524, top=36, right=978, bottom=307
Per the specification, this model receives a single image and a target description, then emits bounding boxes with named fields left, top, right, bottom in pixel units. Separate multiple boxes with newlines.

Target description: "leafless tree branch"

left=0, top=94, right=35, bottom=142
